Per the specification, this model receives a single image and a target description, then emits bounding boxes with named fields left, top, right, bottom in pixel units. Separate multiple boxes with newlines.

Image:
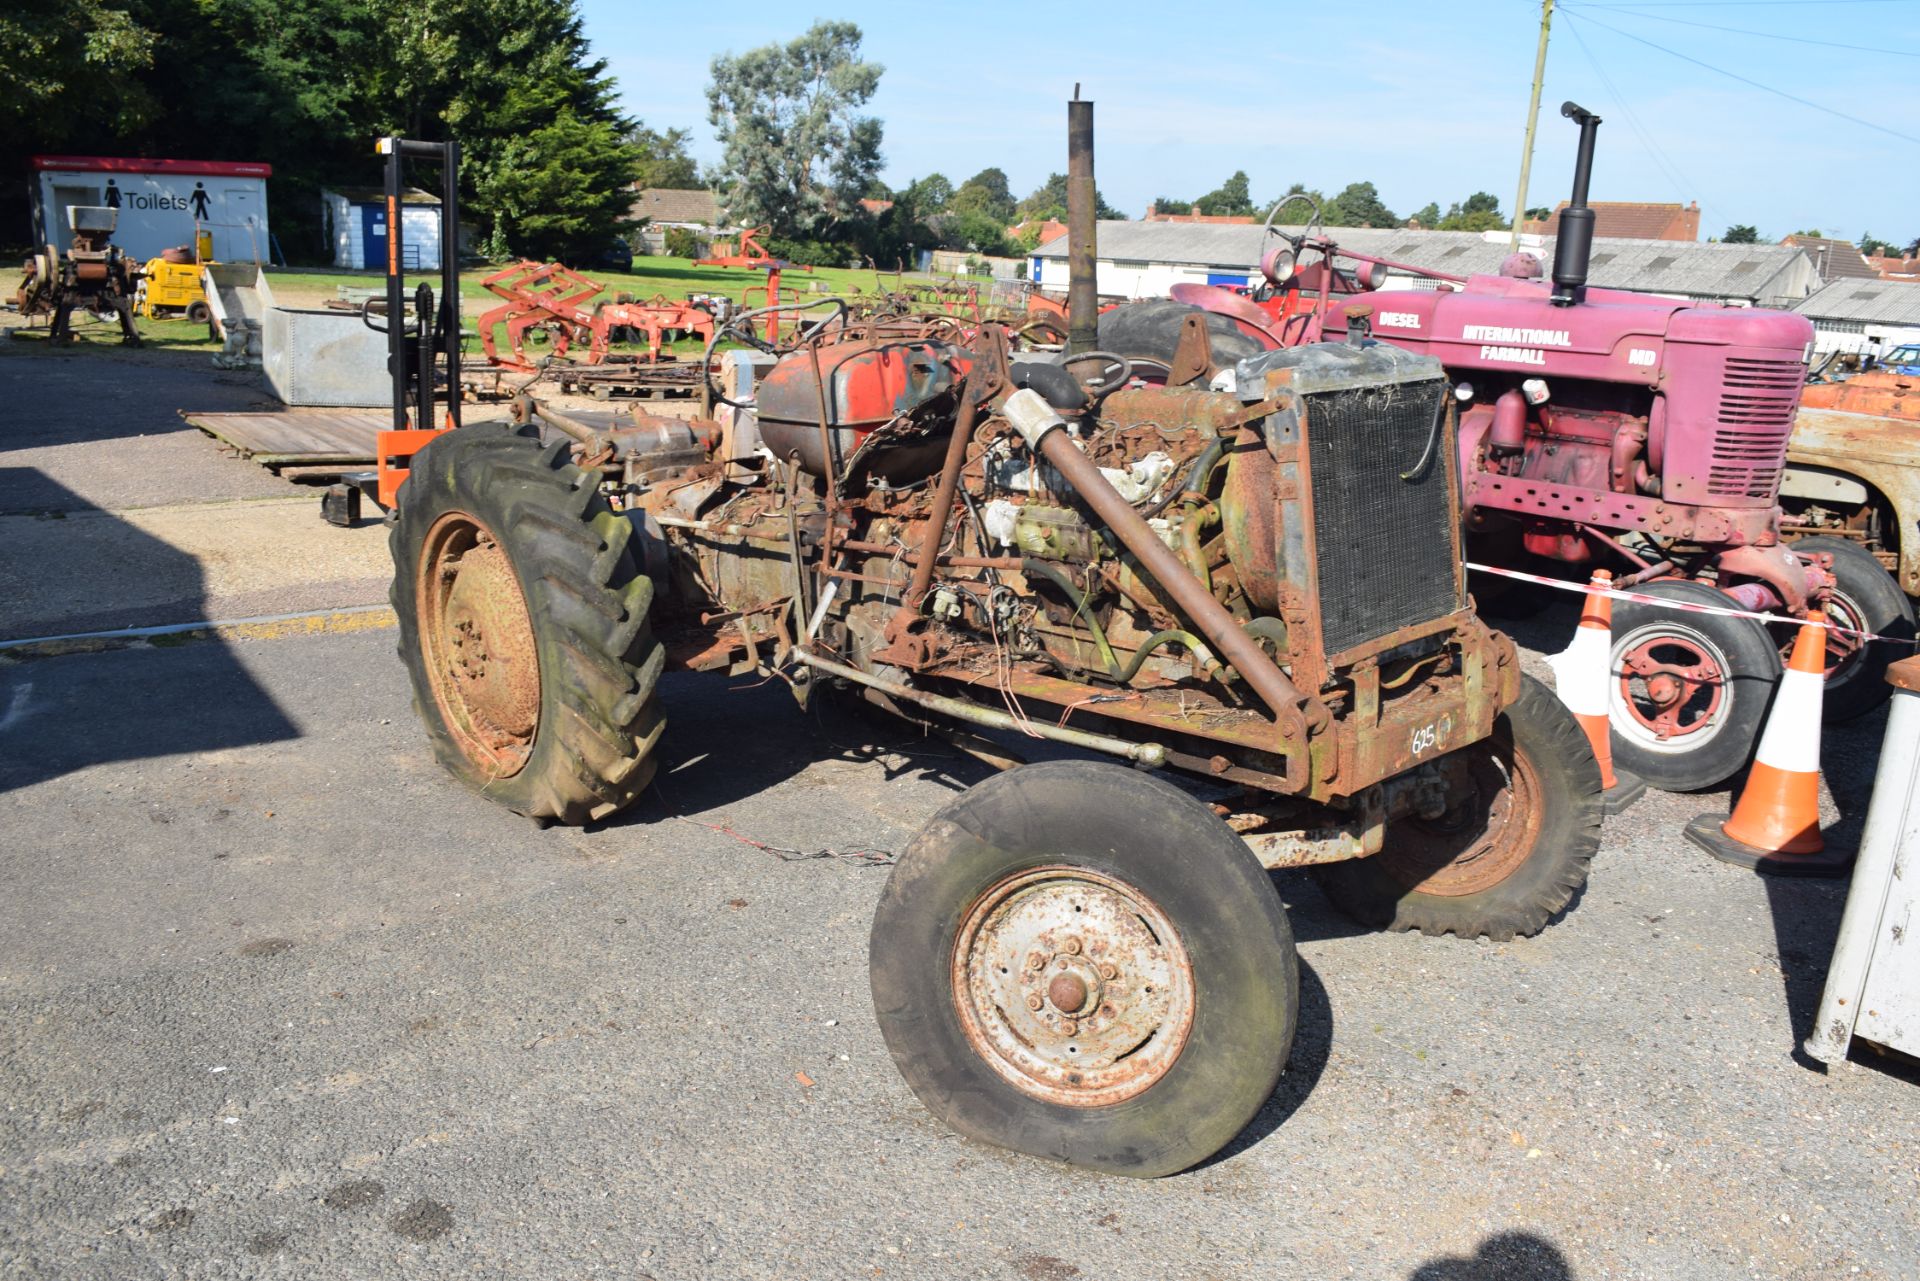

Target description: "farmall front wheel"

left=389, top=423, right=665, bottom=824
left=1606, top=579, right=1781, bottom=792
left=1314, top=676, right=1602, bottom=941
left=870, top=761, right=1298, bottom=1179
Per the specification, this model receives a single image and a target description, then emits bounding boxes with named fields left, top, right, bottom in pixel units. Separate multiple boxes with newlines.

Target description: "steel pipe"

left=1003, top=389, right=1308, bottom=737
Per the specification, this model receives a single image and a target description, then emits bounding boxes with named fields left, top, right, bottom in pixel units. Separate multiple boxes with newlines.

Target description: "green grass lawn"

left=4, top=256, right=999, bottom=360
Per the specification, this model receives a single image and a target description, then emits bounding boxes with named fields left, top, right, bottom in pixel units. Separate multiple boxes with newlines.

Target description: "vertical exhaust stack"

left=1550, top=101, right=1603, bottom=307
left=1067, top=90, right=1098, bottom=354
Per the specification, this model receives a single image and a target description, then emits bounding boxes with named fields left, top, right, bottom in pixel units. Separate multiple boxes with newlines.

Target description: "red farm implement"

left=476, top=260, right=716, bottom=370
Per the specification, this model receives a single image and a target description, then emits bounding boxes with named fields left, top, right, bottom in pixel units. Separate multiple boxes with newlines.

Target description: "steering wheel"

left=1060, top=350, right=1134, bottom=407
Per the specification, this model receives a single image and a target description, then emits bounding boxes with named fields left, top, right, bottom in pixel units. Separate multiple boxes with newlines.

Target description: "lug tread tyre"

left=390, top=422, right=664, bottom=824
left=871, top=760, right=1298, bottom=1179
left=1790, top=535, right=1914, bottom=723
left=1314, top=677, right=1603, bottom=942
left=1096, top=299, right=1273, bottom=368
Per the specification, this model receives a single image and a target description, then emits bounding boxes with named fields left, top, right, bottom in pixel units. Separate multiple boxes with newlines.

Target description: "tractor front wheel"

left=389, top=422, right=665, bottom=823
left=870, top=761, right=1298, bottom=1178
left=1606, top=579, right=1780, bottom=792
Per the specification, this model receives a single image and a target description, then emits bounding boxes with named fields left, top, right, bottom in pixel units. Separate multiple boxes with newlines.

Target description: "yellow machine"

left=136, top=255, right=214, bottom=323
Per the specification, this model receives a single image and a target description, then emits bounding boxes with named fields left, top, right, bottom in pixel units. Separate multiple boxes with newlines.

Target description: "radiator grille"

left=1306, top=380, right=1464, bottom=656
left=1709, top=357, right=1800, bottom=497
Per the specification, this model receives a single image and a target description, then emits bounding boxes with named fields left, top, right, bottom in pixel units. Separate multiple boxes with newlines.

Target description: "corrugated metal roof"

left=1792, top=278, right=1920, bottom=324
left=1781, top=235, right=1878, bottom=282
left=1035, top=222, right=1810, bottom=300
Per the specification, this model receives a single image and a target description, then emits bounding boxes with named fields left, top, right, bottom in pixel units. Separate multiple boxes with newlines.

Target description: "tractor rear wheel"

left=186, top=300, right=211, bottom=325
left=1314, top=676, right=1602, bottom=940
left=871, top=760, right=1298, bottom=1178
left=1097, top=299, right=1274, bottom=371
left=389, top=422, right=665, bottom=823
left=1788, top=535, right=1914, bottom=723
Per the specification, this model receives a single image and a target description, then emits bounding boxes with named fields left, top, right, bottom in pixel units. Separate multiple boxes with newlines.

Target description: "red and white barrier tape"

left=1463, top=561, right=1920, bottom=647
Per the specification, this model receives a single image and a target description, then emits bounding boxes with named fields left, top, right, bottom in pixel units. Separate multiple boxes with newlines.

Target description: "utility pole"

left=1510, top=0, right=1555, bottom=251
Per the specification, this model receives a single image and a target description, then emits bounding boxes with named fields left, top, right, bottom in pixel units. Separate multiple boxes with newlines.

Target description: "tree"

left=951, top=167, right=1015, bottom=222
left=1017, top=173, right=1124, bottom=222
left=1323, top=181, right=1395, bottom=228
left=0, top=0, right=156, bottom=143
left=904, top=172, right=952, bottom=213
left=947, top=208, right=1013, bottom=256
left=1438, top=192, right=1507, bottom=233
left=387, top=0, right=641, bottom=261
left=1194, top=171, right=1255, bottom=217
left=1722, top=224, right=1759, bottom=244
left=627, top=123, right=699, bottom=189
left=1407, top=201, right=1441, bottom=228
left=706, top=20, right=884, bottom=239
left=1859, top=232, right=1897, bottom=258
left=1, top=0, right=647, bottom=263
left=1791, top=227, right=1824, bottom=238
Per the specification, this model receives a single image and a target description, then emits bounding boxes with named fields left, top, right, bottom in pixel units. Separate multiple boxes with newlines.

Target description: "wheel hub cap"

left=1617, top=631, right=1727, bottom=744
left=952, top=867, right=1194, bottom=1107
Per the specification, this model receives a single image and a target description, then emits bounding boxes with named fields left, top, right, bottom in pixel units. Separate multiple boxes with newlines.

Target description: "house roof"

left=324, top=186, right=441, bottom=206
left=1781, top=235, right=1878, bottom=282
left=630, top=188, right=719, bottom=226
left=1792, top=278, right=1920, bottom=325
left=1010, top=218, right=1068, bottom=246
left=1033, top=222, right=1811, bottom=301
left=1528, top=201, right=1699, bottom=241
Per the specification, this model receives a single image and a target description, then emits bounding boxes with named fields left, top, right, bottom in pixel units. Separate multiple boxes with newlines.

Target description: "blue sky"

left=578, top=0, right=1920, bottom=242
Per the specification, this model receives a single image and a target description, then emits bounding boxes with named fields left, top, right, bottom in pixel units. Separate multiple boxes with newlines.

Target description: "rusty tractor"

left=373, top=113, right=1605, bottom=1178
left=15, top=206, right=141, bottom=346
left=1105, top=105, right=1914, bottom=792
left=1785, top=368, right=1920, bottom=602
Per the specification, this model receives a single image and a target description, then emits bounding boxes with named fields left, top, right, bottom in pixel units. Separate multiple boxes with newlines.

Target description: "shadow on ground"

left=1408, top=1230, right=1576, bottom=1279
left=0, top=473, right=297, bottom=792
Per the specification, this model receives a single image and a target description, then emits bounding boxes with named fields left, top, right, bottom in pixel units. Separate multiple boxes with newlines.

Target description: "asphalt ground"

left=1, top=347, right=1916, bottom=1279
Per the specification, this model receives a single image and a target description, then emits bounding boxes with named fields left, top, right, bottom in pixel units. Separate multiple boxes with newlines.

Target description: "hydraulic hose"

left=1021, top=558, right=1220, bottom=687
left=1020, top=558, right=1121, bottom=678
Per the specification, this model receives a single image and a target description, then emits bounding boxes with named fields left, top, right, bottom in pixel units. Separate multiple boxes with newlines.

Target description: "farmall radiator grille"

left=1305, top=380, right=1464, bottom=657
left=1709, top=357, right=1802, bottom=498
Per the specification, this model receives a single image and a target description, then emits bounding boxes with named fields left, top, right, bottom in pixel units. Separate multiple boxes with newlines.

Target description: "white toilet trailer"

left=29, top=155, right=272, bottom=262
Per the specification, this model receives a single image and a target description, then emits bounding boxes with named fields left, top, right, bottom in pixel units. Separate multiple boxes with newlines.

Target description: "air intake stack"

left=1550, top=102, right=1603, bottom=307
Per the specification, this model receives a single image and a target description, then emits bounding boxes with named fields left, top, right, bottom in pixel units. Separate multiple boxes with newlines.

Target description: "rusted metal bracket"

left=1166, top=314, right=1217, bottom=387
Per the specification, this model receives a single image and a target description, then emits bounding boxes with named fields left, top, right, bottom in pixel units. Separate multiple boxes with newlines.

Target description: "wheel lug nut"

left=1097, top=963, right=1117, bottom=980
left=1025, top=994, right=1043, bottom=1011
left=1061, top=1019, right=1078, bottom=1036
left=1063, top=937, right=1081, bottom=955
left=1028, top=952, right=1046, bottom=971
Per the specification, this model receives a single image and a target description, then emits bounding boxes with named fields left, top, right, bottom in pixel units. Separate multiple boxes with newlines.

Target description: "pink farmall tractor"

left=1102, top=104, right=1913, bottom=792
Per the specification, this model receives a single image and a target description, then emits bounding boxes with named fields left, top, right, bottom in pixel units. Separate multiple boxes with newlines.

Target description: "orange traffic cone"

left=1546, top=569, right=1645, bottom=815
left=1684, top=611, right=1849, bottom=876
